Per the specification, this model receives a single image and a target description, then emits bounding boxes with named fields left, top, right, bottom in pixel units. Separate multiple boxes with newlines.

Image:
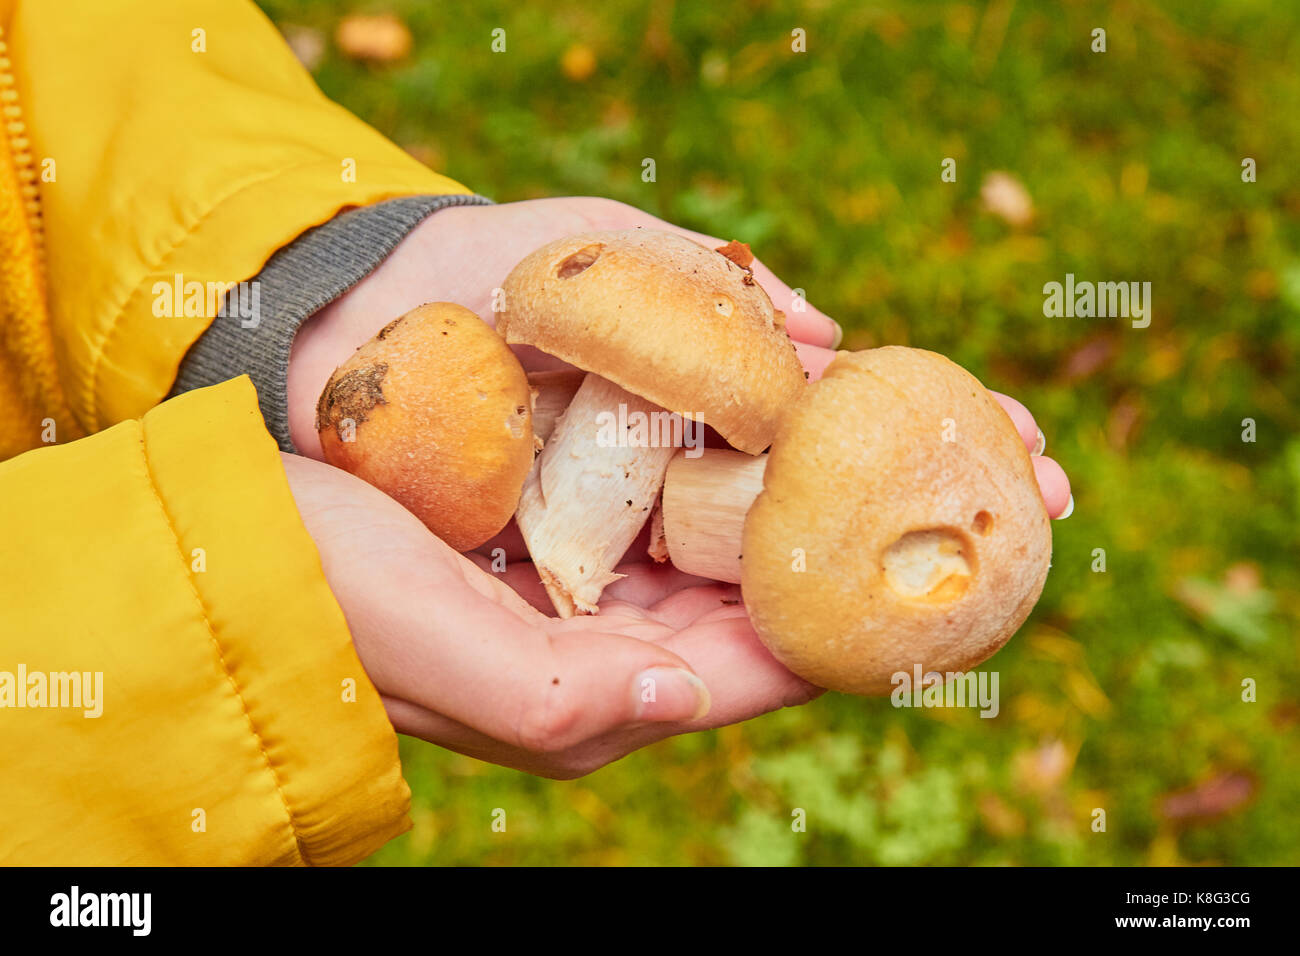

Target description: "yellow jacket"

left=0, top=0, right=472, bottom=864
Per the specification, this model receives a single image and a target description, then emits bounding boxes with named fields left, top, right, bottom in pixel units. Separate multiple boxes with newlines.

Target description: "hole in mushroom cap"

left=714, top=295, right=735, bottom=317
left=881, top=529, right=972, bottom=602
left=506, top=405, right=528, bottom=439
left=556, top=244, right=604, bottom=279
left=972, top=511, right=993, bottom=535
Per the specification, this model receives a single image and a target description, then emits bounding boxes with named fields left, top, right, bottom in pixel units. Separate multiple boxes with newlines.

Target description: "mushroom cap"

left=316, top=302, right=534, bottom=551
left=741, top=346, right=1052, bottom=695
left=497, top=229, right=806, bottom=454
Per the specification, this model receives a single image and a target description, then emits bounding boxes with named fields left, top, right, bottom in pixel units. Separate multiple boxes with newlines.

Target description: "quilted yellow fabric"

left=0, top=0, right=473, bottom=863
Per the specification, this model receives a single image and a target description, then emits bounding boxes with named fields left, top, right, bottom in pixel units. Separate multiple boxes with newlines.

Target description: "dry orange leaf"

left=561, top=43, right=598, bottom=82
left=335, top=13, right=413, bottom=64
left=715, top=240, right=755, bottom=270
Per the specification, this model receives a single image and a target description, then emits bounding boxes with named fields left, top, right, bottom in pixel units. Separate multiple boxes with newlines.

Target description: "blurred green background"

left=257, top=0, right=1299, bottom=865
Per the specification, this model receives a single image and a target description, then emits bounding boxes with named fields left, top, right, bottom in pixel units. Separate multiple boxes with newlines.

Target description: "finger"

left=499, top=613, right=824, bottom=777
left=385, top=604, right=823, bottom=778
left=663, top=223, right=840, bottom=347
left=1032, top=455, right=1072, bottom=518
left=386, top=692, right=702, bottom=781
left=396, top=568, right=712, bottom=749
left=382, top=695, right=574, bottom=777
left=795, top=341, right=839, bottom=381
left=506, top=624, right=713, bottom=749
left=990, top=391, right=1040, bottom=452
left=655, top=610, right=823, bottom=726
left=986, top=394, right=1069, bottom=513
left=382, top=695, right=477, bottom=748
left=748, top=259, right=841, bottom=348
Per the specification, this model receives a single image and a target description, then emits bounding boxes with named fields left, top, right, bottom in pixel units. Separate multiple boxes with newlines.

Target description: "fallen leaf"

left=1224, top=562, right=1261, bottom=595
left=1174, top=569, right=1274, bottom=647
left=1061, top=335, right=1117, bottom=383
left=282, top=25, right=326, bottom=71
left=1269, top=701, right=1299, bottom=730
left=402, top=142, right=445, bottom=169
left=1159, top=772, right=1256, bottom=824
left=1012, top=739, right=1072, bottom=795
left=1244, top=268, right=1277, bottom=300
left=980, top=171, right=1034, bottom=227
left=1106, top=393, right=1142, bottom=451
left=715, top=240, right=755, bottom=269
left=977, top=792, right=1025, bottom=837
left=335, top=13, right=412, bottom=64
left=561, top=43, right=598, bottom=82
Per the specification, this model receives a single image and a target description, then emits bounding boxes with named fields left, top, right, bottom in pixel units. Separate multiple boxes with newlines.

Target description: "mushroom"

left=657, top=346, right=1053, bottom=694
left=498, top=229, right=806, bottom=616
left=526, top=369, right=584, bottom=445
left=316, top=302, right=534, bottom=552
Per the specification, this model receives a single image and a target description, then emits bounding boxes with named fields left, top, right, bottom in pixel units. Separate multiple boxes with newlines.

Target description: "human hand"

left=286, top=195, right=1069, bottom=517
left=281, top=451, right=818, bottom=779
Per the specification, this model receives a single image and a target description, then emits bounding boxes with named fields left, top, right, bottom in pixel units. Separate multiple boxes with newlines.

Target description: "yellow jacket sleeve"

left=0, top=0, right=471, bottom=457
left=0, top=376, right=410, bottom=865
left=0, top=0, right=453, bottom=862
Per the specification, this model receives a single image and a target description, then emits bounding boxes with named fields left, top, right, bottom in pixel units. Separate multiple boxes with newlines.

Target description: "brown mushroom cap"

left=316, top=302, right=534, bottom=551
left=741, top=346, right=1052, bottom=695
left=496, top=229, right=806, bottom=454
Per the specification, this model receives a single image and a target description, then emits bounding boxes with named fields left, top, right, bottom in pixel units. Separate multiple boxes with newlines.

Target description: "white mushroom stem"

left=526, top=369, right=585, bottom=445
left=515, top=373, right=678, bottom=616
left=658, top=448, right=769, bottom=584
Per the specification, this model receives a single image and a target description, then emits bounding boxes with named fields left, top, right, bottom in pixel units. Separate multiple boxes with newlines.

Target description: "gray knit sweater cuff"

left=170, top=193, right=494, bottom=451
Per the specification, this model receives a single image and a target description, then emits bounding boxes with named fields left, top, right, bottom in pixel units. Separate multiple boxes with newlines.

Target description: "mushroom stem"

left=658, top=448, right=769, bottom=583
left=515, top=373, right=679, bottom=616
left=527, top=369, right=585, bottom=445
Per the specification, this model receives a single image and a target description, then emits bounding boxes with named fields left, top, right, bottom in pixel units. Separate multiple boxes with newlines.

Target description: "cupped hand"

left=286, top=196, right=1069, bottom=517
left=282, top=452, right=818, bottom=779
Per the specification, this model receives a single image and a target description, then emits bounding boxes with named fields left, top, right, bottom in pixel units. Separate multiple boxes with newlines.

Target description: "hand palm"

left=284, top=452, right=817, bottom=779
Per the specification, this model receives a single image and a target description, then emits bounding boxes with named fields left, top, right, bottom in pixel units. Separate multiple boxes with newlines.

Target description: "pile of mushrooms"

left=497, top=229, right=806, bottom=614
left=314, top=231, right=1053, bottom=695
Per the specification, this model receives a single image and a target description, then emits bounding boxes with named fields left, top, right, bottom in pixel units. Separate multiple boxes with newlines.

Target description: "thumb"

left=375, top=560, right=712, bottom=751
left=485, top=625, right=713, bottom=753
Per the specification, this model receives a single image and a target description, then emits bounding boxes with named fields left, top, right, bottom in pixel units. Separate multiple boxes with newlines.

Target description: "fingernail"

left=1032, top=427, right=1046, bottom=456
left=634, top=667, right=711, bottom=721
left=829, top=317, right=844, bottom=349
left=1054, top=493, right=1074, bottom=520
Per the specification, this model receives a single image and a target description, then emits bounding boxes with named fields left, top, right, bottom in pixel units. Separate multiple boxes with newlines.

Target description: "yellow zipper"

left=0, top=22, right=44, bottom=258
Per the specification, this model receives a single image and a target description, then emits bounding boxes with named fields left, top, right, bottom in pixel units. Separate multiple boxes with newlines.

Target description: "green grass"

left=257, top=0, right=1300, bottom=865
